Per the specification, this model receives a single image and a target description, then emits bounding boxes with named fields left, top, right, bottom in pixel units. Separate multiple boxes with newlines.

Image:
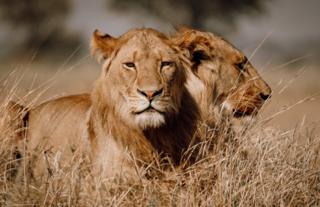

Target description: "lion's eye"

left=236, top=62, right=245, bottom=70
left=123, top=62, right=135, bottom=70
left=161, top=61, right=174, bottom=68
left=236, top=57, right=248, bottom=71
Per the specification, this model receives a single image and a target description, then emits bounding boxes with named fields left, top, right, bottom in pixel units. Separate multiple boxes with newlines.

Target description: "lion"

left=15, top=28, right=200, bottom=180
left=9, top=27, right=272, bottom=180
left=172, top=28, right=272, bottom=130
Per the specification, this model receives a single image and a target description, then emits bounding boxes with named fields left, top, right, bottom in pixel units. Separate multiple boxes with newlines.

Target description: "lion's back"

left=26, top=94, right=92, bottom=154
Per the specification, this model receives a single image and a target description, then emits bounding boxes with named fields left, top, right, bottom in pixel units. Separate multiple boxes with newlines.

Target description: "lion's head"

left=91, top=28, right=186, bottom=130
left=173, top=28, right=272, bottom=125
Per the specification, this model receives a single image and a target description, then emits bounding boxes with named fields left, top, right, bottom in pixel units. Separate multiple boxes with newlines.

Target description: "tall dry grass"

left=0, top=102, right=319, bottom=205
left=0, top=66, right=319, bottom=206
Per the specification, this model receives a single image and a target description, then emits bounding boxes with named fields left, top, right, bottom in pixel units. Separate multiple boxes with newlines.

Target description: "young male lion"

left=16, top=28, right=200, bottom=179
left=173, top=28, right=272, bottom=130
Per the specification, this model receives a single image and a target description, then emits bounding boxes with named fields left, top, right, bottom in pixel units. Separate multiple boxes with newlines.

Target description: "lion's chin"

left=222, top=101, right=258, bottom=118
left=134, top=112, right=165, bottom=130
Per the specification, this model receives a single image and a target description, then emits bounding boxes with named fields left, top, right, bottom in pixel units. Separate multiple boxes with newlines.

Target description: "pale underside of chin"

left=134, top=110, right=165, bottom=129
left=221, top=101, right=257, bottom=119
left=218, top=101, right=260, bottom=133
left=129, top=99, right=170, bottom=129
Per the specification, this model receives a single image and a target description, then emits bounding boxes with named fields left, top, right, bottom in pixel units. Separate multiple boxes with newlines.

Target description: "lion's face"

left=174, top=29, right=272, bottom=121
left=91, top=29, right=186, bottom=129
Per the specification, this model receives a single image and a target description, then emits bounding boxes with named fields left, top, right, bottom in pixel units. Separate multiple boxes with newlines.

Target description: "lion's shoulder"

left=30, top=94, right=91, bottom=116
left=27, top=93, right=92, bottom=143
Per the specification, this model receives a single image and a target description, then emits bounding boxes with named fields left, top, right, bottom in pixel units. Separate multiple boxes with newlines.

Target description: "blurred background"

left=0, top=0, right=319, bottom=132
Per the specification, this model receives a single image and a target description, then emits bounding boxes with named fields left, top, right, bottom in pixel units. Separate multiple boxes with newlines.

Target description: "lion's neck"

left=89, top=86, right=200, bottom=166
left=143, top=89, right=200, bottom=164
left=89, top=102, right=154, bottom=161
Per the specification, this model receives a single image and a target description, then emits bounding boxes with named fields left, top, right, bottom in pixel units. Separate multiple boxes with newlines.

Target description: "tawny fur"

left=8, top=28, right=272, bottom=180
left=15, top=28, right=200, bottom=180
left=0, top=101, right=27, bottom=143
left=172, top=28, right=272, bottom=128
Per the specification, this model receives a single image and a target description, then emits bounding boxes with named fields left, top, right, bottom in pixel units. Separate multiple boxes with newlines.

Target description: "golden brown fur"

left=8, top=27, right=271, bottom=180
left=0, top=101, right=28, bottom=179
left=0, top=101, right=27, bottom=143
left=173, top=28, right=272, bottom=128
left=17, top=28, right=200, bottom=179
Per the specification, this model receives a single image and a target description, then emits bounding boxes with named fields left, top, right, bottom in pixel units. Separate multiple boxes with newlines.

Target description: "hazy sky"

left=1, top=0, right=319, bottom=64
left=235, top=0, right=320, bottom=42
left=226, top=0, right=320, bottom=64
left=66, top=0, right=320, bottom=64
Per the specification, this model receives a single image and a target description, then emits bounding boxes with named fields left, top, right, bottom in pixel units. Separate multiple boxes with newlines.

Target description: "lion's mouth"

left=232, top=109, right=257, bottom=118
left=224, top=97, right=263, bottom=118
left=134, top=106, right=164, bottom=115
left=231, top=102, right=263, bottom=118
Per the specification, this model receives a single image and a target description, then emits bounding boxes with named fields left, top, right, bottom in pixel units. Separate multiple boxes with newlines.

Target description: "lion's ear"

left=91, top=29, right=118, bottom=63
left=190, top=46, right=210, bottom=64
left=173, top=31, right=210, bottom=66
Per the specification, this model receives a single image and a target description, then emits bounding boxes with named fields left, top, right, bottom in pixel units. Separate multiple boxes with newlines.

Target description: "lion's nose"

left=137, top=88, right=164, bottom=101
left=260, top=92, right=271, bottom=101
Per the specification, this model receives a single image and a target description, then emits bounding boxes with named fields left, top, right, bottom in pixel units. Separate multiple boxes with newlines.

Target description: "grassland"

left=0, top=59, right=319, bottom=206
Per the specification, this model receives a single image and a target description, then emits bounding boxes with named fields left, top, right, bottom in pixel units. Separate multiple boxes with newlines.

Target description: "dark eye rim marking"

left=123, top=62, right=136, bottom=70
left=236, top=56, right=248, bottom=71
left=160, top=61, right=174, bottom=68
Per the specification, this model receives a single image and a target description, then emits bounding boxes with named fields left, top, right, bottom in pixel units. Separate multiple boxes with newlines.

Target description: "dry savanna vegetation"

left=0, top=54, right=319, bottom=206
